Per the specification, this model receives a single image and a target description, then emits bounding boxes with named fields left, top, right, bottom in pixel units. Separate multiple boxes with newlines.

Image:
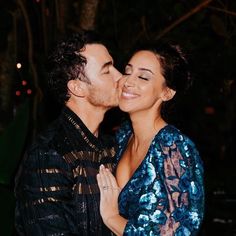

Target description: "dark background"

left=0, top=0, right=236, bottom=235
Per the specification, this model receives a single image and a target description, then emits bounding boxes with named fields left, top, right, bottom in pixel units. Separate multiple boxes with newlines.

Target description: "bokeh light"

left=16, top=63, right=22, bottom=69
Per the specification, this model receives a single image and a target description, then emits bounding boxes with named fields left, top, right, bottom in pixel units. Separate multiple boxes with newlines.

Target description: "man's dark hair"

left=47, top=30, right=102, bottom=105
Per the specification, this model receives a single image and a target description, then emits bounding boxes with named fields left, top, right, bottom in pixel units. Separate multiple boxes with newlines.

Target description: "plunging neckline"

left=116, top=124, right=170, bottom=197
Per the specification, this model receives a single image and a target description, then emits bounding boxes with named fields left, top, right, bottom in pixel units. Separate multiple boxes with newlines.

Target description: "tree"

left=79, top=0, right=100, bottom=30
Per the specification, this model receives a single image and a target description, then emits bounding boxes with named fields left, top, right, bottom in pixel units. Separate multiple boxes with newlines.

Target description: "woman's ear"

left=161, top=87, right=176, bottom=101
left=67, top=80, right=86, bottom=97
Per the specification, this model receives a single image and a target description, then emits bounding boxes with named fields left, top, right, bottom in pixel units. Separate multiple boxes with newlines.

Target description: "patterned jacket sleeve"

left=123, top=134, right=204, bottom=236
left=15, top=144, right=78, bottom=235
left=158, top=136, right=204, bottom=235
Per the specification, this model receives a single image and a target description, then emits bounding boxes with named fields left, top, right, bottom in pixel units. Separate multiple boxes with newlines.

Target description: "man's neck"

left=66, top=101, right=107, bottom=137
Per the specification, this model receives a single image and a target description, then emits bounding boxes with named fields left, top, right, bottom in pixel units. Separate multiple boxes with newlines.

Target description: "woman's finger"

left=99, top=165, right=110, bottom=192
left=105, top=168, right=120, bottom=189
left=97, top=165, right=108, bottom=195
left=96, top=173, right=102, bottom=190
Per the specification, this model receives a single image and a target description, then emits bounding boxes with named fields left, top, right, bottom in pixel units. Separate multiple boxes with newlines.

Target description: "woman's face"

left=119, top=50, right=167, bottom=114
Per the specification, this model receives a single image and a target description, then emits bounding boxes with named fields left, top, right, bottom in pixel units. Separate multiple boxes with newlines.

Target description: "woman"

left=97, top=43, right=204, bottom=235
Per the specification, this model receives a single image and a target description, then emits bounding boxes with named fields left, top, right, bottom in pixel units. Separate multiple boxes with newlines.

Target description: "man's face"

left=81, top=44, right=122, bottom=109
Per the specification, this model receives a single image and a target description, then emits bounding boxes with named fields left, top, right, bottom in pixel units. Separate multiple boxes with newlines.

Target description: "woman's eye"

left=139, top=76, right=149, bottom=81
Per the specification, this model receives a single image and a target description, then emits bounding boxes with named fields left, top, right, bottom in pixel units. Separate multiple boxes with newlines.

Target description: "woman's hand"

left=97, top=165, right=121, bottom=224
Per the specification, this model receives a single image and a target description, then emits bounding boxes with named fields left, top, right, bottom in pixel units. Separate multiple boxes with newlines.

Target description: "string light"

left=27, top=89, right=32, bottom=95
left=16, top=63, right=22, bottom=69
left=205, top=106, right=215, bottom=115
left=22, top=80, right=27, bottom=86
left=16, top=91, right=21, bottom=96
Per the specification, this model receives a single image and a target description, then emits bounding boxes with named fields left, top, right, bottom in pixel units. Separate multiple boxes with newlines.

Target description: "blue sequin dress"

left=115, top=122, right=204, bottom=236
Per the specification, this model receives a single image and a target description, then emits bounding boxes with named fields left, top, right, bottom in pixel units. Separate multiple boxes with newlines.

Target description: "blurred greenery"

left=0, top=99, right=29, bottom=235
left=0, top=99, right=29, bottom=185
left=0, top=185, right=15, bottom=236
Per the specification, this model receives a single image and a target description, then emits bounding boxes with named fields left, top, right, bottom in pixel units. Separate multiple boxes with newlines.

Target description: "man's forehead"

left=81, top=44, right=110, bottom=57
left=81, top=43, right=113, bottom=68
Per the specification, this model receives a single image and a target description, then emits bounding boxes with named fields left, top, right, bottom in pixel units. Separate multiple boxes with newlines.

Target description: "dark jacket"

left=15, top=107, right=116, bottom=236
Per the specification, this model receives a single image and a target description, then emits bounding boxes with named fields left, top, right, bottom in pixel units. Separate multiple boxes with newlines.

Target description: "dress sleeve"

left=15, top=146, right=78, bottom=235
left=123, top=137, right=204, bottom=236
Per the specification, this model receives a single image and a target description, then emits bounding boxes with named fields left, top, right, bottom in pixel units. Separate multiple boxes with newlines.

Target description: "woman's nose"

left=124, top=75, right=135, bottom=87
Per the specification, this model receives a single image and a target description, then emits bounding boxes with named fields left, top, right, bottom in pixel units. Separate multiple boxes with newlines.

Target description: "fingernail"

left=100, top=164, right=104, bottom=169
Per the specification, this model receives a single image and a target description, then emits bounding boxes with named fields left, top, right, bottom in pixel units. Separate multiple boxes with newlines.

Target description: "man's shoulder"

left=27, top=118, right=63, bottom=155
left=18, top=118, right=71, bottom=174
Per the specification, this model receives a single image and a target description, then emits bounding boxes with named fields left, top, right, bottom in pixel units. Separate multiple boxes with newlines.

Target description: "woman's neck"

left=129, top=111, right=167, bottom=147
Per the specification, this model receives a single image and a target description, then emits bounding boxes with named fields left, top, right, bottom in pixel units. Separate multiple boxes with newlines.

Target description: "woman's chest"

left=116, top=141, right=151, bottom=189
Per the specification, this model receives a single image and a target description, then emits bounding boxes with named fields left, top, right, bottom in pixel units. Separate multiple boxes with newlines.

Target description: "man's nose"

left=114, top=68, right=122, bottom=82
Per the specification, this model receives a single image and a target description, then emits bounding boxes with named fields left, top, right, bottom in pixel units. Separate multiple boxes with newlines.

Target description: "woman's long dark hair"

left=128, top=42, right=193, bottom=122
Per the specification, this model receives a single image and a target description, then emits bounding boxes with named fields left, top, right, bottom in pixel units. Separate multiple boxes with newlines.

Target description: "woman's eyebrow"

left=138, top=68, right=154, bottom=75
left=126, top=64, right=154, bottom=75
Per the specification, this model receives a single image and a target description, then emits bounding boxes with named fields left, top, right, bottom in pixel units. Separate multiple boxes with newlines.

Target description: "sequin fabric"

left=116, top=121, right=204, bottom=236
left=15, top=107, right=116, bottom=235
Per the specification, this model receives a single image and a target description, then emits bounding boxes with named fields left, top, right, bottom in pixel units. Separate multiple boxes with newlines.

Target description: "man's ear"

left=160, top=87, right=176, bottom=101
left=67, top=80, right=86, bottom=97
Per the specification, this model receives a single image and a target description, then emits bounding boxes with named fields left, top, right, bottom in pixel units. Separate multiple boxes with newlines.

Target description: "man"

left=15, top=31, right=122, bottom=235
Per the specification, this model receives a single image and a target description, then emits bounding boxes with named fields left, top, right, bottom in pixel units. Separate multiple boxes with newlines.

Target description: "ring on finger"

left=112, top=187, right=120, bottom=192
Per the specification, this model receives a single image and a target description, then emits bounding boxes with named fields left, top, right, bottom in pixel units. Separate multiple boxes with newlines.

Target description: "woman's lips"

left=121, top=91, right=139, bottom=99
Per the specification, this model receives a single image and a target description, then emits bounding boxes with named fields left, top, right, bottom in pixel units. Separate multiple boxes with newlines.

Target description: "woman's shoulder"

left=152, top=125, right=203, bottom=169
left=115, top=120, right=132, bottom=143
left=156, top=124, right=196, bottom=149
